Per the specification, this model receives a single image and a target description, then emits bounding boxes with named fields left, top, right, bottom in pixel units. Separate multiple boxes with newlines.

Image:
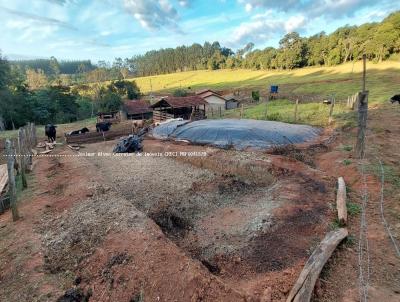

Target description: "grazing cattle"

left=69, top=127, right=90, bottom=136
left=96, top=122, right=112, bottom=132
left=390, top=94, right=400, bottom=104
left=45, top=124, right=57, bottom=142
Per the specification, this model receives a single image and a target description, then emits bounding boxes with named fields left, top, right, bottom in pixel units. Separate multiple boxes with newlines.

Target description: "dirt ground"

left=0, top=103, right=399, bottom=301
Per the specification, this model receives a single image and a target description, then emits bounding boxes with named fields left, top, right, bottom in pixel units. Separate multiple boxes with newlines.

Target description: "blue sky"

left=1, top=0, right=399, bottom=62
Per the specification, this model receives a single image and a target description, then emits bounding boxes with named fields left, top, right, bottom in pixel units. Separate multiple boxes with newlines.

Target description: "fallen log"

left=337, top=177, right=347, bottom=225
left=67, top=144, right=80, bottom=151
left=286, top=228, right=348, bottom=302
left=39, top=150, right=52, bottom=154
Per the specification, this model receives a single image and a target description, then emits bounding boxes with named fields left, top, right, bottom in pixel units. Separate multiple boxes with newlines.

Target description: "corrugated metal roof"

left=223, top=94, right=239, bottom=101
left=123, top=100, right=152, bottom=115
left=151, top=96, right=207, bottom=109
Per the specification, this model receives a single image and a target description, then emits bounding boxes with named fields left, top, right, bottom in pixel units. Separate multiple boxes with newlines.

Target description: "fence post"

left=328, top=97, right=335, bottom=125
left=219, top=106, right=222, bottom=118
left=32, top=123, right=37, bottom=146
left=355, top=92, right=368, bottom=159
left=264, top=96, right=268, bottom=120
left=355, top=55, right=368, bottom=159
left=5, top=139, right=19, bottom=221
left=240, top=104, right=244, bottom=119
left=17, top=129, right=27, bottom=188
left=294, top=99, right=299, bottom=122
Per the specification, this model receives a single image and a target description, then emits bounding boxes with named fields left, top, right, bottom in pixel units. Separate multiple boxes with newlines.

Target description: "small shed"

left=222, top=94, right=240, bottom=110
left=97, top=111, right=120, bottom=124
left=196, top=89, right=227, bottom=111
left=151, top=96, right=207, bottom=123
left=122, top=100, right=153, bottom=120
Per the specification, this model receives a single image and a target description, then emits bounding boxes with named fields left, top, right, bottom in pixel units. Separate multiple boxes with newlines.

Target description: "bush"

left=251, top=90, right=260, bottom=102
left=173, top=89, right=188, bottom=97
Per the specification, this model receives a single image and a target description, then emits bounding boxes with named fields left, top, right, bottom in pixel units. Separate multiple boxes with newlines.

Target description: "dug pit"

left=84, top=141, right=334, bottom=298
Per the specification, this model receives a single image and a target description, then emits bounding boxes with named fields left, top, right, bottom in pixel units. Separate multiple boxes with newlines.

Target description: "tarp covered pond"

left=152, top=119, right=321, bottom=150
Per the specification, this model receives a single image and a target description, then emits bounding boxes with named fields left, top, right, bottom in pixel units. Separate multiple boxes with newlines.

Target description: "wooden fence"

left=0, top=123, right=37, bottom=219
left=65, top=122, right=137, bottom=145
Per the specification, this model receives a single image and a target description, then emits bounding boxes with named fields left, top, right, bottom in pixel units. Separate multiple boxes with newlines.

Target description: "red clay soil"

left=314, top=104, right=400, bottom=301
left=1, top=103, right=399, bottom=302
left=0, top=150, right=99, bottom=301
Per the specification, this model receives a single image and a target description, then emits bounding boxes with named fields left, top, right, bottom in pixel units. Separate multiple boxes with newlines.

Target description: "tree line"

left=0, top=53, right=140, bottom=130
left=130, top=11, right=400, bottom=74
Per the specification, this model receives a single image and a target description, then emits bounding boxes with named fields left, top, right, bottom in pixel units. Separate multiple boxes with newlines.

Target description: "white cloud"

left=229, top=13, right=307, bottom=47
left=237, top=0, right=380, bottom=18
left=178, top=0, right=191, bottom=7
left=123, top=0, right=182, bottom=32
left=284, top=15, right=306, bottom=33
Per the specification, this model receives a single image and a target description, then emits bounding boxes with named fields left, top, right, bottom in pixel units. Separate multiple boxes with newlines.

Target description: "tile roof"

left=151, top=96, right=207, bottom=109
left=123, top=100, right=152, bottom=115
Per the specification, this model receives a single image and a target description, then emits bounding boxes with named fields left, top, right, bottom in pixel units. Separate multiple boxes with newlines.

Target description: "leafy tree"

left=26, top=68, right=48, bottom=90
left=76, top=96, right=94, bottom=120
left=98, top=90, right=122, bottom=112
left=107, top=80, right=141, bottom=99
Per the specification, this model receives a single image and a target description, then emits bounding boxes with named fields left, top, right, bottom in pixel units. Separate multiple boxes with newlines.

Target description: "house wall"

left=204, top=95, right=226, bottom=111
left=127, top=112, right=153, bottom=120
left=226, top=100, right=239, bottom=110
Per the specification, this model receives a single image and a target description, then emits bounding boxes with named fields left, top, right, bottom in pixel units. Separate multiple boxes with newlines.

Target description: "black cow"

left=69, top=127, right=90, bottom=136
left=390, top=95, right=400, bottom=104
left=96, top=122, right=112, bottom=132
left=45, top=124, right=57, bottom=142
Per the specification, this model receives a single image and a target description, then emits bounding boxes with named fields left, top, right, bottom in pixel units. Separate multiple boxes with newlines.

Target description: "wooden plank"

left=0, top=164, right=8, bottom=194
left=286, top=228, right=348, bottom=302
left=337, top=177, right=347, bottom=225
left=5, top=139, right=19, bottom=221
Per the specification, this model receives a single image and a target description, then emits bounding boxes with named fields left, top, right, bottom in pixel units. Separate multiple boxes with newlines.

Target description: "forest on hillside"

left=129, top=11, right=400, bottom=76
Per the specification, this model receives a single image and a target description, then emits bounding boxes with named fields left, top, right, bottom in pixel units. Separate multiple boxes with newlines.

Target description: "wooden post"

left=264, top=96, right=268, bottom=120
left=294, top=99, right=299, bottom=122
left=355, top=55, right=368, bottom=159
left=5, top=139, right=19, bottom=221
left=219, top=106, right=222, bottom=118
left=355, top=91, right=369, bottom=159
left=17, top=129, right=27, bottom=188
left=240, top=104, right=244, bottom=119
left=328, top=97, right=335, bottom=124
left=286, top=228, right=348, bottom=302
left=337, top=177, right=347, bottom=225
left=362, top=54, right=366, bottom=93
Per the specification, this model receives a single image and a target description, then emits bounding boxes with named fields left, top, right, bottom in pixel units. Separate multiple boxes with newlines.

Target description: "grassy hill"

left=124, top=60, right=399, bottom=127
left=131, top=60, right=400, bottom=104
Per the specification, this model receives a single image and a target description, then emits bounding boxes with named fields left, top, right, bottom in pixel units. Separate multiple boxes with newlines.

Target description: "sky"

left=0, top=0, right=399, bottom=62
